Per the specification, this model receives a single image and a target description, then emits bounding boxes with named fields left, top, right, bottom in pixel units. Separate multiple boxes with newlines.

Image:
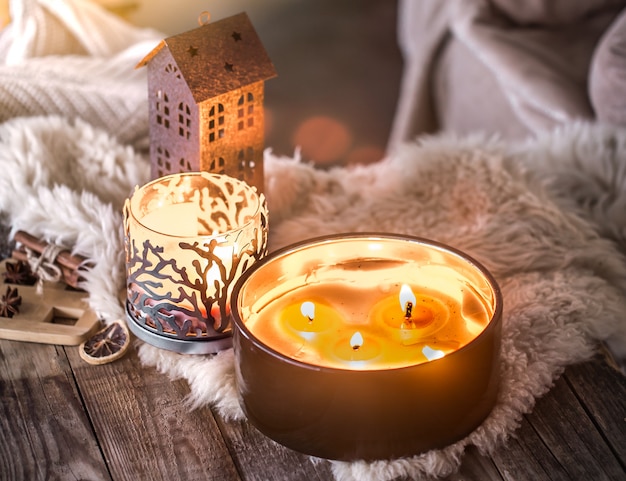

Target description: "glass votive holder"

left=123, top=172, right=268, bottom=354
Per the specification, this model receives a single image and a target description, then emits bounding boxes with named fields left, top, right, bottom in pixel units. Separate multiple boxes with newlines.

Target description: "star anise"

left=3, top=260, right=37, bottom=285
left=0, top=286, right=22, bottom=318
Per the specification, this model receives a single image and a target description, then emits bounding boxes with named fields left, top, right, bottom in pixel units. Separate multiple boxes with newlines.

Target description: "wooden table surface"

left=1, top=335, right=625, bottom=481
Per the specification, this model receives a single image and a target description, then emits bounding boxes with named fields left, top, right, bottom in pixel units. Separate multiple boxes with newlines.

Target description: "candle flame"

left=300, top=301, right=315, bottom=321
left=350, top=331, right=364, bottom=350
left=399, top=284, right=416, bottom=314
left=422, top=345, right=445, bottom=361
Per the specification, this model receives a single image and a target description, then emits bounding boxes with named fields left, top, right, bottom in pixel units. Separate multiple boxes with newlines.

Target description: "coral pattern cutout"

left=124, top=173, right=268, bottom=339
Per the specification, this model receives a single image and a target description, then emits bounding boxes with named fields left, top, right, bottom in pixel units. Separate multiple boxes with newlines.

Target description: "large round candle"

left=231, top=234, right=502, bottom=461
left=123, top=172, right=268, bottom=354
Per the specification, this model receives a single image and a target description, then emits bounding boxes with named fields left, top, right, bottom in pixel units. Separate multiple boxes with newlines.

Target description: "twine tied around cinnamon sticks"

left=24, top=243, right=64, bottom=283
left=11, top=231, right=90, bottom=289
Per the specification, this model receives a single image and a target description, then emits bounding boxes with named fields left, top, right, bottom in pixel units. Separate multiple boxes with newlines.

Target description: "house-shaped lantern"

left=137, top=13, right=276, bottom=192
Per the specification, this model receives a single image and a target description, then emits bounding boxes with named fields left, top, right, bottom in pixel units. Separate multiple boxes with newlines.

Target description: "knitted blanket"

left=0, top=0, right=161, bottom=149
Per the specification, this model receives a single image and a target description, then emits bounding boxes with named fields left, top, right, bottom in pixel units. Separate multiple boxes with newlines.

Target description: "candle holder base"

left=125, top=301, right=232, bottom=354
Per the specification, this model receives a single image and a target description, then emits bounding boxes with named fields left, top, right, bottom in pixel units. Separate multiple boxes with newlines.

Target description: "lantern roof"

left=137, top=12, right=277, bottom=104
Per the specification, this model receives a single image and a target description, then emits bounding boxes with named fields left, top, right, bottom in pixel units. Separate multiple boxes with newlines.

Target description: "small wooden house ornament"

left=137, top=12, right=276, bottom=192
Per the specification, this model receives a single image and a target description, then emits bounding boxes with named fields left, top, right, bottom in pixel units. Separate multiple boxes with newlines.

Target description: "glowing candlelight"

left=334, top=330, right=381, bottom=363
left=282, top=299, right=342, bottom=337
left=400, top=283, right=416, bottom=320
left=350, top=331, right=364, bottom=350
left=422, top=345, right=445, bottom=361
left=301, top=301, right=315, bottom=322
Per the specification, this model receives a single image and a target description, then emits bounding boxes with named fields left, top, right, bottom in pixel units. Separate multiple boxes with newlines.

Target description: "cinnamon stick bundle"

left=11, top=231, right=91, bottom=288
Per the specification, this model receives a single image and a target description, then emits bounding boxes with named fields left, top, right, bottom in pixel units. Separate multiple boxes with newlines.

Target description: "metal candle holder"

left=123, top=172, right=268, bottom=354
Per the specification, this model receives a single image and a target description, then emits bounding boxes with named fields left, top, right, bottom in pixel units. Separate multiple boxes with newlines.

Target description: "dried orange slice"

left=79, top=320, right=131, bottom=365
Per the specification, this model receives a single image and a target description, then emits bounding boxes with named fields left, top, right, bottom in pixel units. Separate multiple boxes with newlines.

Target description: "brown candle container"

left=231, top=234, right=502, bottom=461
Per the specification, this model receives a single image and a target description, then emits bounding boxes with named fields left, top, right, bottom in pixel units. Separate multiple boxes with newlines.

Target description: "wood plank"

left=490, top=415, right=571, bottom=481
left=564, top=354, right=626, bottom=468
left=523, top=363, right=625, bottom=480
left=487, top=358, right=626, bottom=481
left=66, top=344, right=242, bottom=481
left=214, top=414, right=335, bottom=481
left=0, top=339, right=111, bottom=481
left=446, top=446, right=504, bottom=481
left=216, top=415, right=503, bottom=481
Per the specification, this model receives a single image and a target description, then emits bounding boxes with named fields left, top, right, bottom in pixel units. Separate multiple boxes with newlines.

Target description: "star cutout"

left=232, top=31, right=242, bottom=42
left=224, top=62, right=234, bottom=72
left=187, top=45, right=199, bottom=57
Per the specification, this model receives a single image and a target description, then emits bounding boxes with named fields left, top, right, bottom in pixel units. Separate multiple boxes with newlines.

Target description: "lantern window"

left=164, top=63, right=181, bottom=79
left=237, top=93, right=255, bottom=131
left=207, top=103, right=225, bottom=143
left=178, top=158, right=191, bottom=172
left=236, top=147, right=256, bottom=180
left=178, top=103, right=192, bottom=140
left=156, top=90, right=171, bottom=129
left=155, top=146, right=170, bottom=177
left=210, top=157, right=226, bottom=174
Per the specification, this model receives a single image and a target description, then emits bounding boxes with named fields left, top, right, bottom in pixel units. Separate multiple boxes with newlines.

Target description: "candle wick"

left=404, top=301, right=413, bottom=319
left=401, top=302, right=415, bottom=330
left=307, top=316, right=313, bottom=324
left=352, top=344, right=360, bottom=351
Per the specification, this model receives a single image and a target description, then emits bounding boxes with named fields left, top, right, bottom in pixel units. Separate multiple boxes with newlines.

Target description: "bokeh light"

left=292, top=115, right=352, bottom=165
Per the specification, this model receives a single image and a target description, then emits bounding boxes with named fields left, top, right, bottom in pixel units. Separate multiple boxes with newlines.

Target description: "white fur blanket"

left=1, top=115, right=625, bottom=481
